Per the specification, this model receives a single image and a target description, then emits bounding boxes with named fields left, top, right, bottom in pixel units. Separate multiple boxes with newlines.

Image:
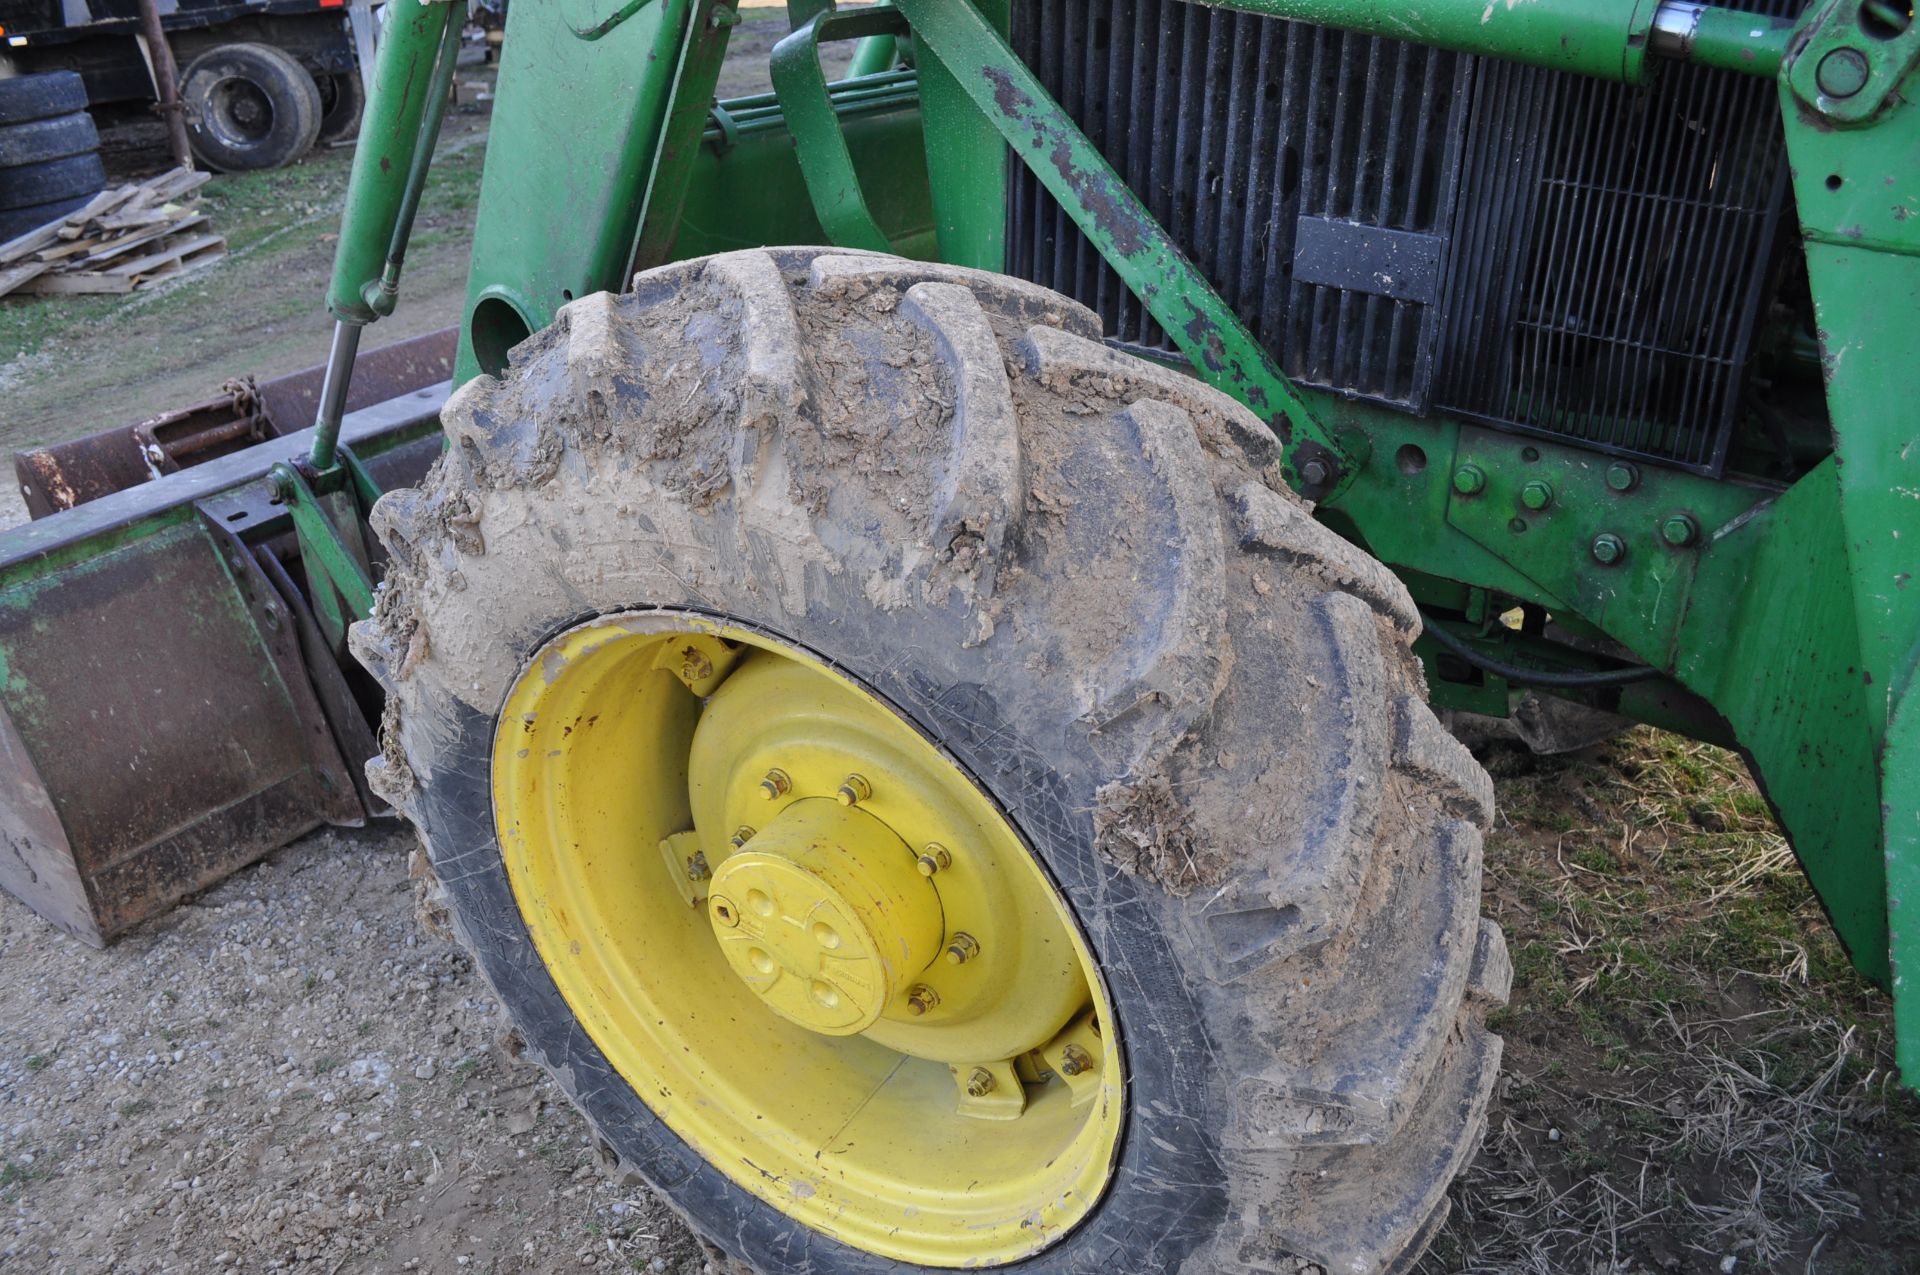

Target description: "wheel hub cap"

left=708, top=800, right=941, bottom=1036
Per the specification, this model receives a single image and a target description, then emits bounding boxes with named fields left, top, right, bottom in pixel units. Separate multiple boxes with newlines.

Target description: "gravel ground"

left=0, top=827, right=705, bottom=1275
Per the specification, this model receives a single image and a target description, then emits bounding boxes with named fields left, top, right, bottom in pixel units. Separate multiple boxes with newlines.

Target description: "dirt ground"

left=0, top=4, right=839, bottom=529
left=2, top=9, right=1917, bottom=1275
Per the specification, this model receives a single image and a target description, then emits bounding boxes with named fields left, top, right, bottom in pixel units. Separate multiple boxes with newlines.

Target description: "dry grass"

left=1416, top=728, right=1920, bottom=1275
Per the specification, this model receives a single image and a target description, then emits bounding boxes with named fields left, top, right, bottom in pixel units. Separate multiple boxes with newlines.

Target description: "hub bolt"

left=1817, top=47, right=1870, bottom=100
left=1590, top=533, right=1627, bottom=566
left=1520, top=480, right=1554, bottom=512
left=1661, top=512, right=1700, bottom=548
left=1299, top=457, right=1333, bottom=489
left=729, top=825, right=755, bottom=849
left=965, top=1067, right=995, bottom=1098
left=1451, top=464, right=1486, bottom=496
left=1605, top=462, right=1639, bottom=493
left=835, top=773, right=872, bottom=806
left=1059, top=1044, right=1094, bottom=1077
left=916, top=844, right=952, bottom=877
left=756, top=769, right=791, bottom=801
left=944, top=932, right=980, bottom=966
left=906, top=984, right=940, bottom=1016
left=686, top=851, right=711, bottom=881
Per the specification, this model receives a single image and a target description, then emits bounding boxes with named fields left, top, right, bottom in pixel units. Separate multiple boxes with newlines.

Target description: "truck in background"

left=0, top=0, right=374, bottom=170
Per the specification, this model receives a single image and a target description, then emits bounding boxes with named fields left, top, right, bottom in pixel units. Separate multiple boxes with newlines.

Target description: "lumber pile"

left=0, top=168, right=224, bottom=299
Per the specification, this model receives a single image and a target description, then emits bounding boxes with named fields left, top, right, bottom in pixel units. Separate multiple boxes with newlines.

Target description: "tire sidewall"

left=0, top=71, right=88, bottom=125
left=182, top=45, right=319, bottom=172
left=0, top=112, right=100, bottom=168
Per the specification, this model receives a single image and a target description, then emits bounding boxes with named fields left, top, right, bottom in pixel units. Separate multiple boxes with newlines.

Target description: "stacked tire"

left=0, top=72, right=106, bottom=243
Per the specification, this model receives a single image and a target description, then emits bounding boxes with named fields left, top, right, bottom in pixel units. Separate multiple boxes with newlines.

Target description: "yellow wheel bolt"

left=906, top=984, right=940, bottom=1015
left=835, top=773, right=872, bottom=806
left=916, top=843, right=952, bottom=877
left=757, top=768, right=791, bottom=800
left=965, top=1067, right=995, bottom=1098
left=729, top=826, right=755, bottom=849
left=944, top=932, right=979, bottom=965
left=1059, top=1044, right=1093, bottom=1077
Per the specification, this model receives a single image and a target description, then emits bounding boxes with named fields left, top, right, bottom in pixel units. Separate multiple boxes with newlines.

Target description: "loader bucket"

left=0, top=341, right=452, bottom=945
left=13, top=329, right=457, bottom=518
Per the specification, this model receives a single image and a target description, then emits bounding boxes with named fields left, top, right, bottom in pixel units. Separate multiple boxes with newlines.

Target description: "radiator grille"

left=1006, top=0, right=1797, bottom=475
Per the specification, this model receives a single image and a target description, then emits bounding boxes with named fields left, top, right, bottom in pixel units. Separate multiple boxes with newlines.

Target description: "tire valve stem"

left=916, top=843, right=952, bottom=877
left=757, top=769, right=791, bottom=801
left=1059, top=1044, right=1094, bottom=1077
left=965, top=1067, right=995, bottom=1098
left=835, top=773, right=872, bottom=806
left=906, top=984, right=940, bottom=1016
left=944, top=932, right=979, bottom=966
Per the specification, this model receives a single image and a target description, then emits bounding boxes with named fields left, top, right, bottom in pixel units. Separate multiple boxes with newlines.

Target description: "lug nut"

left=729, top=825, right=755, bottom=849
left=1520, top=479, right=1554, bottom=512
left=1590, top=533, right=1627, bottom=566
left=1451, top=464, right=1486, bottom=496
left=1661, top=512, right=1700, bottom=548
left=835, top=773, right=872, bottom=806
left=756, top=768, right=791, bottom=801
left=679, top=645, right=715, bottom=682
left=965, top=1067, right=995, bottom=1098
left=1299, top=457, right=1333, bottom=488
left=1059, top=1044, right=1094, bottom=1077
left=916, top=844, right=952, bottom=877
left=1605, top=462, right=1639, bottom=493
left=686, top=851, right=711, bottom=881
left=906, top=984, right=940, bottom=1016
left=944, top=933, right=980, bottom=966
left=711, top=896, right=740, bottom=928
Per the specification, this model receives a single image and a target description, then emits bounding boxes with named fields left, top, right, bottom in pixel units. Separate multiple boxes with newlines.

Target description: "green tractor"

left=0, top=0, right=1914, bottom=1270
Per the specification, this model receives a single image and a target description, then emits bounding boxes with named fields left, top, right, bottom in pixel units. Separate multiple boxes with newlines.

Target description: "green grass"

left=0, top=1157, right=49, bottom=1202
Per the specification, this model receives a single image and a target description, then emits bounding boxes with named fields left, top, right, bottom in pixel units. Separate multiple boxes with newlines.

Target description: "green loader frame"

left=0, top=0, right=1914, bottom=1092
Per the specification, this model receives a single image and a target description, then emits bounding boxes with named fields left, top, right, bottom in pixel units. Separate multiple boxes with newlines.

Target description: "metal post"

left=134, top=0, right=194, bottom=170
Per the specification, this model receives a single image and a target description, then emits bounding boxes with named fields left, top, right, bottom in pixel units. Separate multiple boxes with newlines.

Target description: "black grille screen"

left=1006, top=0, right=1797, bottom=474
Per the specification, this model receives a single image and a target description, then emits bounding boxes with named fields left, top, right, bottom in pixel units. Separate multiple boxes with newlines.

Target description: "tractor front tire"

left=357, top=249, right=1508, bottom=1275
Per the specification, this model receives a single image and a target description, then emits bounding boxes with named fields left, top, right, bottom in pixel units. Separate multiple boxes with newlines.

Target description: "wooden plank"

left=0, top=259, right=50, bottom=298
left=19, top=270, right=136, bottom=296
left=0, top=187, right=128, bottom=265
left=39, top=214, right=207, bottom=267
left=151, top=169, right=210, bottom=201
left=110, top=232, right=226, bottom=281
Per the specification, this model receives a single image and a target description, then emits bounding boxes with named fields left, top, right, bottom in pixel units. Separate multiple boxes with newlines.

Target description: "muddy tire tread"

left=360, top=248, right=1504, bottom=1275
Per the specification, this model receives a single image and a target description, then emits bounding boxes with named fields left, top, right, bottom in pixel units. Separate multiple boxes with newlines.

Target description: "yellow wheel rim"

left=492, top=613, right=1124, bottom=1266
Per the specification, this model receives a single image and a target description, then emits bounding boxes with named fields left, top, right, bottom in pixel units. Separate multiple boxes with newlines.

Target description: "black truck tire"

left=0, top=193, right=92, bottom=243
left=313, top=70, right=364, bottom=144
left=0, top=152, right=105, bottom=211
left=0, top=70, right=88, bottom=124
left=0, top=110, right=99, bottom=167
left=181, top=42, right=321, bottom=172
left=355, top=249, right=1509, bottom=1275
